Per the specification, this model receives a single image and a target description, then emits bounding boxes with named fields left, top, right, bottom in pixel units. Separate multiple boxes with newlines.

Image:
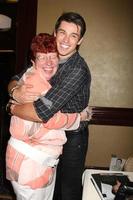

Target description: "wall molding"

left=90, top=107, right=133, bottom=127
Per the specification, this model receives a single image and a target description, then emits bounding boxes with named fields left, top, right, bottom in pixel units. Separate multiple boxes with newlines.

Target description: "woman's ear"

left=31, top=59, right=36, bottom=69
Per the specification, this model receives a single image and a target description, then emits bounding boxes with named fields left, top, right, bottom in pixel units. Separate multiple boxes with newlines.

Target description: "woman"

left=6, top=33, right=90, bottom=200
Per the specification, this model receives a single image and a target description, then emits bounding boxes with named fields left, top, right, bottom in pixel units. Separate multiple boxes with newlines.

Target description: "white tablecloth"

left=82, top=169, right=133, bottom=200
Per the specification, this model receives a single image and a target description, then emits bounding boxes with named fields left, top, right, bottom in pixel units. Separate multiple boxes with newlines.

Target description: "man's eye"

left=71, top=34, right=78, bottom=39
left=58, top=30, right=65, bottom=34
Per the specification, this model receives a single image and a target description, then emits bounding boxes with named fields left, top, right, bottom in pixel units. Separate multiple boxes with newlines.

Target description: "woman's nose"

left=46, top=57, right=52, bottom=65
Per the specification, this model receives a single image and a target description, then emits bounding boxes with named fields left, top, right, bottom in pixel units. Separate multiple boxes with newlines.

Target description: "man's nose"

left=63, top=34, right=69, bottom=43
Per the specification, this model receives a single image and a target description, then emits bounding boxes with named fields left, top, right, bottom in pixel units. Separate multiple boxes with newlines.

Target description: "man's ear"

left=54, top=31, right=56, bottom=37
left=77, top=37, right=83, bottom=46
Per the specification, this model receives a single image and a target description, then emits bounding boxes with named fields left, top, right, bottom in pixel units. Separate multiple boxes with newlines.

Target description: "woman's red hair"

left=31, top=33, right=57, bottom=60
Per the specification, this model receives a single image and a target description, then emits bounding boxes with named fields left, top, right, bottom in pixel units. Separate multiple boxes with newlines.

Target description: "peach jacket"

left=6, top=66, right=80, bottom=189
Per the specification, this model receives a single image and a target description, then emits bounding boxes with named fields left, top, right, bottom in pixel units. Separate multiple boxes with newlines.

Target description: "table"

left=82, top=169, right=133, bottom=200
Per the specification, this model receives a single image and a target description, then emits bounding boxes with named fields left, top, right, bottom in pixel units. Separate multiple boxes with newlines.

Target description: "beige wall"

left=37, top=0, right=133, bottom=167
left=87, top=125, right=133, bottom=167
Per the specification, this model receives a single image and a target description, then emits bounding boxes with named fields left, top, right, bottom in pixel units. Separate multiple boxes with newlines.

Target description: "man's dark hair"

left=55, top=12, right=86, bottom=38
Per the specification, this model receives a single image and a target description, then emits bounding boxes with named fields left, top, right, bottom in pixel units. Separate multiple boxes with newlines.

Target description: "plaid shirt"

left=34, top=52, right=91, bottom=129
left=12, top=51, right=91, bottom=130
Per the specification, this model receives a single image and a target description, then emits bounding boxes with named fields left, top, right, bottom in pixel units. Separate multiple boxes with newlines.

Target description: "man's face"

left=54, top=21, right=83, bottom=60
left=35, top=52, right=59, bottom=80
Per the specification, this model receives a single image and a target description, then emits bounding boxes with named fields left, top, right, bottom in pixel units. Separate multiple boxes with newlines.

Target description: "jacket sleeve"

left=43, top=111, right=80, bottom=130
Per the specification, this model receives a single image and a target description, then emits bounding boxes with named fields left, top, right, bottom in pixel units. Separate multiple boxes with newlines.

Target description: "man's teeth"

left=61, top=44, right=69, bottom=49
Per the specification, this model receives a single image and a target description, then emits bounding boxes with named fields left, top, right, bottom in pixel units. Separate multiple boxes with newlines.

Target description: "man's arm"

left=10, top=62, right=90, bottom=122
left=9, top=54, right=91, bottom=122
left=34, top=64, right=91, bottom=122
left=10, top=102, right=41, bottom=122
left=10, top=101, right=92, bottom=123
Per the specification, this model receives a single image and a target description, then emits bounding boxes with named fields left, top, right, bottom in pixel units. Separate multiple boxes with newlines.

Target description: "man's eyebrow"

left=72, top=32, right=80, bottom=36
left=58, top=28, right=80, bottom=36
left=57, top=28, right=64, bottom=31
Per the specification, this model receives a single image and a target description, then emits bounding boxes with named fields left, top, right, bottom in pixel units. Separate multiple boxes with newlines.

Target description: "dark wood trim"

left=90, top=107, right=133, bottom=127
left=16, top=0, right=38, bottom=73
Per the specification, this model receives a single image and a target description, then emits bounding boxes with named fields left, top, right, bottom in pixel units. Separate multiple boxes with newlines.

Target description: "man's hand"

left=10, top=102, right=42, bottom=122
left=80, top=106, right=93, bottom=121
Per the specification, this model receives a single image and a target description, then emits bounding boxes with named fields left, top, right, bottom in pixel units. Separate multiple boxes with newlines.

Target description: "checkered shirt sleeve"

left=34, top=53, right=91, bottom=122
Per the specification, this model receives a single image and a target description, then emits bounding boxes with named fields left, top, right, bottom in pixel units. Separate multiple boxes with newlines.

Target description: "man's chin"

left=45, top=75, right=52, bottom=81
left=58, top=48, right=76, bottom=58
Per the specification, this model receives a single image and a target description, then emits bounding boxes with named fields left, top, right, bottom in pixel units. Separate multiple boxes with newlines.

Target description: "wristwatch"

left=6, top=101, right=13, bottom=116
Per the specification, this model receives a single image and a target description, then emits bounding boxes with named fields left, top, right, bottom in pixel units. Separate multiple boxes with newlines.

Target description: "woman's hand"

left=12, top=84, right=40, bottom=103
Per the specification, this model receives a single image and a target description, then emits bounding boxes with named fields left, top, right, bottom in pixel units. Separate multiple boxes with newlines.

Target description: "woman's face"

left=35, top=52, right=59, bottom=80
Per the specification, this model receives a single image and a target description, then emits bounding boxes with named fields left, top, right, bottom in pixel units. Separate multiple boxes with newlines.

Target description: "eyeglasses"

left=35, top=55, right=47, bottom=62
left=35, top=54, right=58, bottom=62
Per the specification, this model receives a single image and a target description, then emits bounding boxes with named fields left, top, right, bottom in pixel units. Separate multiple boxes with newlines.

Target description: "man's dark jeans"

left=53, top=127, right=89, bottom=200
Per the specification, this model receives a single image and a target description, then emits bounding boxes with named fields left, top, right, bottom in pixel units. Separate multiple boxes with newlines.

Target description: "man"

left=8, top=12, right=91, bottom=200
